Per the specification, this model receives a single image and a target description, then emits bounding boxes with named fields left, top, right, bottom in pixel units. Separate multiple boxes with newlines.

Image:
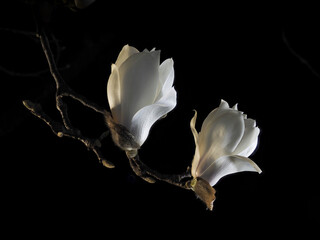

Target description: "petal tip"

left=190, top=110, right=198, bottom=125
left=219, top=99, right=230, bottom=108
left=232, top=103, right=238, bottom=110
left=111, top=63, right=117, bottom=71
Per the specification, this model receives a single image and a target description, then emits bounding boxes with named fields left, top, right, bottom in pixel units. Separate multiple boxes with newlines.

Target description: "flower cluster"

left=107, top=45, right=261, bottom=209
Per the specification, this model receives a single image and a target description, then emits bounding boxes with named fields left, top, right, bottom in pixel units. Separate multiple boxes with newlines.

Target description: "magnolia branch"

left=22, top=99, right=114, bottom=168
left=127, top=153, right=192, bottom=188
left=23, top=28, right=193, bottom=190
left=0, top=27, right=69, bottom=78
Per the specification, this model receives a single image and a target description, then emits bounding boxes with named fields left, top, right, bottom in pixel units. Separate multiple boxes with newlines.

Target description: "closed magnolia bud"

left=57, top=132, right=64, bottom=138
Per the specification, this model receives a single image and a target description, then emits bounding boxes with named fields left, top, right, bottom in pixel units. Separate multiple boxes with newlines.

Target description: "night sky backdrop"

left=1, top=1, right=318, bottom=237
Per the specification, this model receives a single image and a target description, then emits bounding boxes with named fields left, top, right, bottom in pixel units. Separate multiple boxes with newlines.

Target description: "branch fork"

left=22, top=27, right=219, bottom=210
left=24, top=28, right=193, bottom=185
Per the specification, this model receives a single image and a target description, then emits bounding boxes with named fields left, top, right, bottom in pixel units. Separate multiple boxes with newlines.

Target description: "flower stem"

left=127, top=151, right=192, bottom=189
left=22, top=16, right=195, bottom=208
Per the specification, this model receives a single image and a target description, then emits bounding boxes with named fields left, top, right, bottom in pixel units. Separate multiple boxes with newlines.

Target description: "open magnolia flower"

left=106, top=44, right=176, bottom=152
left=189, top=100, right=261, bottom=209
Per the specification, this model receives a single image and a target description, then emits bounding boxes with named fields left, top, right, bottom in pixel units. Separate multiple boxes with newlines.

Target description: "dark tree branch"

left=22, top=99, right=114, bottom=168
left=39, top=28, right=106, bottom=115
left=23, top=25, right=196, bottom=206
left=127, top=152, right=192, bottom=189
left=0, top=64, right=69, bottom=78
left=0, top=27, right=38, bottom=39
left=23, top=27, right=115, bottom=168
left=0, top=27, right=69, bottom=78
left=0, top=1, right=217, bottom=211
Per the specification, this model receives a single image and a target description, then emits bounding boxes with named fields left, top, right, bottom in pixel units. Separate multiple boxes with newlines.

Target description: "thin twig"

left=0, top=65, right=69, bottom=78
left=0, top=27, right=68, bottom=78
left=24, top=26, right=193, bottom=192
left=38, top=28, right=106, bottom=115
left=22, top=27, right=115, bottom=168
left=0, top=27, right=38, bottom=39
left=127, top=152, right=192, bottom=189
left=282, top=31, right=320, bottom=78
left=22, top=99, right=115, bottom=168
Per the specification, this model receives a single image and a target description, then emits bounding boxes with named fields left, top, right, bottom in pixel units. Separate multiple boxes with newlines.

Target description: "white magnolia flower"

left=107, top=44, right=177, bottom=149
left=190, top=99, right=261, bottom=187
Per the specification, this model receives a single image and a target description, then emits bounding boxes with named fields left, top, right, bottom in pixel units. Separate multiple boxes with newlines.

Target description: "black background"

left=0, top=0, right=319, bottom=237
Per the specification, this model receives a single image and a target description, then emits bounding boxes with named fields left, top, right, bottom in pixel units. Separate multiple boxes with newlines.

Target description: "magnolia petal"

left=220, top=99, right=230, bottom=109
left=197, top=109, right=245, bottom=168
left=232, top=103, right=238, bottom=110
left=107, top=64, right=122, bottom=122
left=159, top=58, right=174, bottom=92
left=143, top=47, right=156, bottom=52
left=245, top=118, right=256, bottom=128
left=233, top=119, right=260, bottom=157
left=200, top=100, right=234, bottom=140
left=115, top=45, right=139, bottom=67
left=200, top=155, right=262, bottom=186
left=237, top=137, right=259, bottom=157
left=130, top=87, right=177, bottom=146
left=118, top=50, right=161, bottom=128
left=153, top=58, right=175, bottom=103
left=190, top=110, right=201, bottom=178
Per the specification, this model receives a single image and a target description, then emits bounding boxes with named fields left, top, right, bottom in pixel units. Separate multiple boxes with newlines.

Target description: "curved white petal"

left=200, top=100, right=233, bottom=139
left=237, top=137, right=259, bottom=157
left=232, top=103, right=238, bottom=110
left=200, top=155, right=262, bottom=186
left=115, top=45, right=139, bottom=67
left=129, top=87, right=177, bottom=146
left=197, top=109, right=245, bottom=167
left=118, top=50, right=161, bottom=128
left=153, top=58, right=174, bottom=103
left=190, top=110, right=201, bottom=178
left=107, top=64, right=122, bottom=122
left=159, top=59, right=174, bottom=92
left=233, top=118, right=260, bottom=157
left=220, top=99, right=230, bottom=109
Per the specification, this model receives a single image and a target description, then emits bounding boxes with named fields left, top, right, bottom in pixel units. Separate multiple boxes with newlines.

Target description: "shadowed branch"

left=23, top=27, right=193, bottom=191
